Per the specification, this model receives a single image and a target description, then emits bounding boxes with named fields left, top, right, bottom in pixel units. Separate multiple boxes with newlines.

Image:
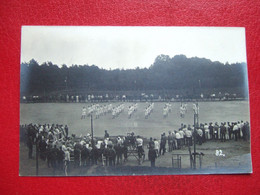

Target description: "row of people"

left=82, top=104, right=114, bottom=119
left=21, top=125, right=148, bottom=171
left=128, top=103, right=138, bottom=118
left=164, top=121, right=250, bottom=153
left=180, top=103, right=188, bottom=118
left=145, top=103, right=154, bottom=119
left=163, top=103, right=172, bottom=118
left=21, top=120, right=250, bottom=172
left=20, top=124, right=69, bottom=159
left=112, top=104, right=125, bottom=118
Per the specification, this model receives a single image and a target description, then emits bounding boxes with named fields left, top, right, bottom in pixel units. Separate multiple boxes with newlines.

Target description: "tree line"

left=20, top=54, right=248, bottom=98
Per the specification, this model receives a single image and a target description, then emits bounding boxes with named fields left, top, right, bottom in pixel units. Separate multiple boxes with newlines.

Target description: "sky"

left=21, top=26, right=247, bottom=70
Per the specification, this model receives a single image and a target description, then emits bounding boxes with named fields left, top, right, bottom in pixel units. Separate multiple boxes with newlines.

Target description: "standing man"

left=224, top=122, right=229, bottom=140
left=153, top=138, right=160, bottom=157
left=213, top=122, right=219, bottom=140
left=204, top=123, right=209, bottom=140
left=159, top=133, right=167, bottom=155
left=209, top=123, right=214, bottom=140
left=123, top=138, right=128, bottom=162
left=220, top=123, right=226, bottom=142
left=175, top=131, right=181, bottom=149
left=233, top=123, right=239, bottom=141
left=108, top=144, right=116, bottom=166
left=240, top=121, right=244, bottom=139
left=197, top=128, right=203, bottom=145
left=228, top=122, right=233, bottom=140
left=114, top=140, right=123, bottom=165
left=179, top=129, right=185, bottom=147
left=81, top=107, right=87, bottom=119
left=148, top=137, right=155, bottom=149
left=104, top=130, right=109, bottom=139
left=27, top=135, right=34, bottom=159
left=168, top=132, right=173, bottom=152
left=245, top=121, right=250, bottom=141
left=64, top=125, right=69, bottom=138
left=237, top=121, right=241, bottom=139
left=185, top=128, right=192, bottom=146
left=148, top=145, right=157, bottom=167
left=136, top=136, right=144, bottom=163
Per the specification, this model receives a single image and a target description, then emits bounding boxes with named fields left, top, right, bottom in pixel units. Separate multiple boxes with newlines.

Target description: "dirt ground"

left=19, top=138, right=251, bottom=176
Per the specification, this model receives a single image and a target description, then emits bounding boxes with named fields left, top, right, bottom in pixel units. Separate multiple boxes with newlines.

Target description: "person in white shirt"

left=81, top=107, right=87, bottom=119
left=204, top=123, right=209, bottom=140
left=233, top=123, right=239, bottom=141
left=136, top=136, right=144, bottom=159
left=197, top=128, right=203, bottom=145
left=179, top=130, right=184, bottom=147
left=185, top=129, right=192, bottom=146
left=64, top=149, right=70, bottom=162
left=175, top=131, right=181, bottom=149
left=153, top=139, right=160, bottom=157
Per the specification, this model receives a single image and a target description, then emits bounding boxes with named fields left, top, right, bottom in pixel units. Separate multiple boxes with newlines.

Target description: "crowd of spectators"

left=20, top=120, right=250, bottom=174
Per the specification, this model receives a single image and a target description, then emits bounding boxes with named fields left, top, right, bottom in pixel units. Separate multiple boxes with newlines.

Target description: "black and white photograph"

left=19, top=26, right=251, bottom=176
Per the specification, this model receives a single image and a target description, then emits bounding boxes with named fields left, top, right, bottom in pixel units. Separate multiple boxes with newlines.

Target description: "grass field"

left=20, top=101, right=250, bottom=139
left=19, top=101, right=252, bottom=175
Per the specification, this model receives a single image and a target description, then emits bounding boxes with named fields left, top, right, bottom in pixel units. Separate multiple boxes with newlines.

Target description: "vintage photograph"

left=20, top=26, right=251, bottom=176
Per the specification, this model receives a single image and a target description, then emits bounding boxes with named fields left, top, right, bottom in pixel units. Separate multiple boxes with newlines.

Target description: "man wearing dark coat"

left=148, top=146, right=157, bottom=167
left=81, top=146, right=90, bottom=166
left=159, top=133, right=167, bottom=155
left=57, top=147, right=65, bottom=170
left=108, top=145, right=116, bottom=166
left=64, top=125, right=69, bottom=138
left=27, top=136, right=34, bottom=159
left=114, top=143, right=123, bottom=165
left=220, top=123, right=226, bottom=142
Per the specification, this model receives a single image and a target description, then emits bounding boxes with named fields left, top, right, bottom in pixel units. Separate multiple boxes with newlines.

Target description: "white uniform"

left=136, top=138, right=143, bottom=147
left=82, top=107, right=86, bottom=116
left=154, top=140, right=159, bottom=150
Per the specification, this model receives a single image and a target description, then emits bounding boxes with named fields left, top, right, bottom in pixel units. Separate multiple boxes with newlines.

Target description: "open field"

left=20, top=101, right=251, bottom=175
left=20, top=101, right=250, bottom=139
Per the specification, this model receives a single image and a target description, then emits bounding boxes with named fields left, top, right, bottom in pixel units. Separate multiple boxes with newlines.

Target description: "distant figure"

left=153, top=139, right=159, bottom=157
left=148, top=137, right=154, bottom=149
left=64, top=125, right=69, bottom=138
left=136, top=136, right=144, bottom=161
left=159, top=133, right=167, bottom=155
left=220, top=123, right=226, bottom=142
left=209, top=123, right=214, bottom=140
left=148, top=146, right=157, bottom=167
left=197, top=128, right=203, bottom=145
left=180, top=106, right=185, bottom=118
left=233, top=123, right=239, bottom=141
left=104, top=130, right=109, bottom=139
left=27, top=136, right=34, bottom=159
left=168, top=132, right=173, bottom=152
left=213, top=122, right=219, bottom=140
left=81, top=107, right=87, bottom=119
left=114, top=141, right=123, bottom=165
left=107, top=144, right=116, bottom=166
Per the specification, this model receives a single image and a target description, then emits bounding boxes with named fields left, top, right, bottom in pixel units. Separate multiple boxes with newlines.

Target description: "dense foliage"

left=20, top=54, right=248, bottom=97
